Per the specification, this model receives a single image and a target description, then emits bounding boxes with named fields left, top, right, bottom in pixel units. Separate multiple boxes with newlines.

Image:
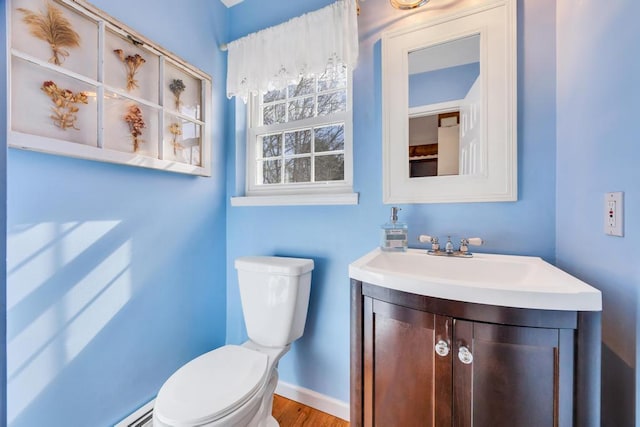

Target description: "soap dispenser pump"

left=380, top=207, right=408, bottom=252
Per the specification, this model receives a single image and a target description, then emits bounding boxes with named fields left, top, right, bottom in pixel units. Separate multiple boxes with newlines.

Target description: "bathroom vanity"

left=349, top=249, right=602, bottom=427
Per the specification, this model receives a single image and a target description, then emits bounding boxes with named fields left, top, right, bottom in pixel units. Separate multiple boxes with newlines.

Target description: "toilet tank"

left=234, top=256, right=314, bottom=348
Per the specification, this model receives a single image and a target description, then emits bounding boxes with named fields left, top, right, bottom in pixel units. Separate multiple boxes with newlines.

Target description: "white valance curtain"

left=226, top=0, right=359, bottom=101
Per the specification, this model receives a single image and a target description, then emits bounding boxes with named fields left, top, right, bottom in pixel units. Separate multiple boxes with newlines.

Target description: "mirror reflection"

left=409, top=111, right=459, bottom=177
left=408, top=34, right=481, bottom=178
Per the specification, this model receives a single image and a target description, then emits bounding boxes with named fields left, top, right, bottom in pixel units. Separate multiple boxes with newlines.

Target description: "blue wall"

left=226, top=0, right=557, bottom=403
left=556, top=0, right=640, bottom=425
left=5, top=0, right=228, bottom=425
left=409, top=62, right=480, bottom=107
left=1, top=1, right=8, bottom=425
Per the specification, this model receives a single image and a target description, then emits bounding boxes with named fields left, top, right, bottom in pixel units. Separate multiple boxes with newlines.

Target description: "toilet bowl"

left=153, top=256, right=314, bottom=427
left=153, top=343, right=286, bottom=427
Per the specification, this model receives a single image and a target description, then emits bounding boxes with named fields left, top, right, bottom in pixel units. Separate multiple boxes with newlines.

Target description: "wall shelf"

left=8, top=0, right=213, bottom=176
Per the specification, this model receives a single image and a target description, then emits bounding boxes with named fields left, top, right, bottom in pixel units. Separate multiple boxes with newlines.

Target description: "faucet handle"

left=419, top=235, right=440, bottom=252
left=418, top=234, right=436, bottom=243
left=466, top=237, right=483, bottom=246
left=459, top=237, right=483, bottom=255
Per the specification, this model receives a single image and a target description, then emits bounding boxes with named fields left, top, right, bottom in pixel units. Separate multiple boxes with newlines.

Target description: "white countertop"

left=349, top=248, right=602, bottom=311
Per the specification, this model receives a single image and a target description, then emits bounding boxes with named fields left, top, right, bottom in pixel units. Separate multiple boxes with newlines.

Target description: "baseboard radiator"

left=114, top=400, right=154, bottom=427
left=124, top=410, right=152, bottom=427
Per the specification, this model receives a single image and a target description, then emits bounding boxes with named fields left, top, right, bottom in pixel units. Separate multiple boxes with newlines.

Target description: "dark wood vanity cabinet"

left=351, top=280, right=601, bottom=427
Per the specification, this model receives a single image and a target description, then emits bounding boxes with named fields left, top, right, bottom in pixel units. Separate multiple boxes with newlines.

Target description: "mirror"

left=382, top=0, right=517, bottom=203
left=408, top=35, right=480, bottom=178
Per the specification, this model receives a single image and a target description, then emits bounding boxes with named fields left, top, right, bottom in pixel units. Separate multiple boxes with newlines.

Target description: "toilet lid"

left=154, top=345, right=268, bottom=425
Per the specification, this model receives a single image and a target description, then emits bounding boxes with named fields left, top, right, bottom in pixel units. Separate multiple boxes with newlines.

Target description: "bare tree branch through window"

left=252, top=65, right=349, bottom=189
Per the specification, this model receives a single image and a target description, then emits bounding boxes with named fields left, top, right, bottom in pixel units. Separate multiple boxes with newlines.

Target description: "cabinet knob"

left=458, top=345, right=473, bottom=364
left=435, top=339, right=450, bottom=357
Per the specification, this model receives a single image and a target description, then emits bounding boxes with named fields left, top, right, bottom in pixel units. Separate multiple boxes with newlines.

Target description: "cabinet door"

left=363, top=297, right=452, bottom=427
left=453, top=320, right=570, bottom=427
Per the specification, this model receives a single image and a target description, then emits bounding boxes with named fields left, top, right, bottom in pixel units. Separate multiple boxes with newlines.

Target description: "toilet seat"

left=154, top=345, right=268, bottom=426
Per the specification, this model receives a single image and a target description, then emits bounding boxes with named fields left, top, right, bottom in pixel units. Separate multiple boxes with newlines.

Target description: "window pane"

left=263, top=103, right=286, bottom=125
left=251, top=66, right=351, bottom=193
left=285, top=130, right=311, bottom=155
left=318, top=66, right=347, bottom=91
left=288, top=97, right=315, bottom=121
left=261, top=159, right=282, bottom=184
left=318, top=91, right=346, bottom=116
left=259, top=134, right=282, bottom=158
left=315, top=154, right=344, bottom=181
left=288, top=76, right=315, bottom=97
left=315, top=125, right=344, bottom=152
left=263, top=87, right=286, bottom=103
left=285, top=157, right=311, bottom=183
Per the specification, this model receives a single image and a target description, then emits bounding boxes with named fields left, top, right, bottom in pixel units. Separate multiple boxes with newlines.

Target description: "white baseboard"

left=275, top=381, right=350, bottom=422
left=114, top=382, right=350, bottom=426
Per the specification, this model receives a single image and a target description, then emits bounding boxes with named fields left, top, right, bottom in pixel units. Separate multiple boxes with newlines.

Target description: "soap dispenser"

left=380, top=207, right=408, bottom=252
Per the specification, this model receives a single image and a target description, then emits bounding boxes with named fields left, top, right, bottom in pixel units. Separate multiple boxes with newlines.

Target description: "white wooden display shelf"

left=7, top=0, right=213, bottom=176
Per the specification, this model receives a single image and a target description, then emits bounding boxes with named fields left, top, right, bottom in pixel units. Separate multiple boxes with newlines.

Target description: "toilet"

left=153, top=256, right=314, bottom=427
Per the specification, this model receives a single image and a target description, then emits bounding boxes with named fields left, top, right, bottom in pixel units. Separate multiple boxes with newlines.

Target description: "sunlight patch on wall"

left=7, top=221, right=120, bottom=310
left=7, top=221, right=133, bottom=424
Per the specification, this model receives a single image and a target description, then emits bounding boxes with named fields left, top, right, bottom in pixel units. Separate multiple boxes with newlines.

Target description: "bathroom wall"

left=226, top=0, right=557, bottom=404
left=555, top=1, right=640, bottom=425
left=5, top=0, right=228, bottom=425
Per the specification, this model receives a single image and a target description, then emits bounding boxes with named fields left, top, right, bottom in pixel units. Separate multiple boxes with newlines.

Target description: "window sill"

left=230, top=192, right=359, bottom=207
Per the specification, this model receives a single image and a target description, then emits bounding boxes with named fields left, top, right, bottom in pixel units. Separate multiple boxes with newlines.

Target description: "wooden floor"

left=272, top=395, right=349, bottom=427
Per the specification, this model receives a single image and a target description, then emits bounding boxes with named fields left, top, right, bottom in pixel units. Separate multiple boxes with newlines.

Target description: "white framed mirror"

left=382, top=0, right=517, bottom=203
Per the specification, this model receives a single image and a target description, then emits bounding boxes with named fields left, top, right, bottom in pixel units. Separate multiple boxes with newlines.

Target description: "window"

left=245, top=66, right=354, bottom=200
left=225, top=0, right=358, bottom=205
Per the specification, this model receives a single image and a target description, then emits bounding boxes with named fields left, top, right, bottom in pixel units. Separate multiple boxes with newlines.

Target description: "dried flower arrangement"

left=124, top=104, right=145, bottom=152
left=41, top=80, right=88, bottom=130
left=169, top=79, right=186, bottom=110
left=168, top=122, right=183, bottom=155
left=18, top=3, right=81, bottom=66
left=114, top=49, right=146, bottom=91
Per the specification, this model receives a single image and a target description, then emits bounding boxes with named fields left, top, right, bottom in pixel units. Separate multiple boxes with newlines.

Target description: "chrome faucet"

left=444, top=236, right=455, bottom=254
left=418, top=235, right=483, bottom=258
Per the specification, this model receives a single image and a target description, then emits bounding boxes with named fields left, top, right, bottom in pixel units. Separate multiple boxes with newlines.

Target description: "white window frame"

left=231, top=70, right=357, bottom=206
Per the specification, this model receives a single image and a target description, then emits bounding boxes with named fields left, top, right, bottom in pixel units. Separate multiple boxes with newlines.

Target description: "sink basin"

left=349, top=248, right=601, bottom=311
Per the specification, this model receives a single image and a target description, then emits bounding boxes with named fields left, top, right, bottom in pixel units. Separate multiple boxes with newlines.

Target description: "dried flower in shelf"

left=114, top=49, right=146, bottom=91
left=168, top=122, right=184, bottom=155
left=169, top=79, right=186, bottom=110
left=124, top=104, right=146, bottom=152
left=41, top=80, right=88, bottom=130
left=18, top=3, right=81, bottom=65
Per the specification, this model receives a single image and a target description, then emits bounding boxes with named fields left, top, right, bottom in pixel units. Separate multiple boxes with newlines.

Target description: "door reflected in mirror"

left=409, top=111, right=460, bottom=177
left=408, top=34, right=481, bottom=178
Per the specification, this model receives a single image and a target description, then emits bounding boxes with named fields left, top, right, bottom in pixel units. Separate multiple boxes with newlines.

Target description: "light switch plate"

left=605, top=192, right=624, bottom=237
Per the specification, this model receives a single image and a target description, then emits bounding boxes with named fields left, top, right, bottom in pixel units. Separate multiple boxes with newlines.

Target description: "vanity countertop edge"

left=348, top=248, right=602, bottom=312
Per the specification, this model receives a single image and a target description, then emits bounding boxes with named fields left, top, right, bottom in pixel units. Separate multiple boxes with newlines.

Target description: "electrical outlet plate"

left=604, top=192, right=624, bottom=237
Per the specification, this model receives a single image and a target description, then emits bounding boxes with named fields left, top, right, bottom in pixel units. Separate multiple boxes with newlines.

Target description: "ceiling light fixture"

left=390, top=0, right=429, bottom=10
